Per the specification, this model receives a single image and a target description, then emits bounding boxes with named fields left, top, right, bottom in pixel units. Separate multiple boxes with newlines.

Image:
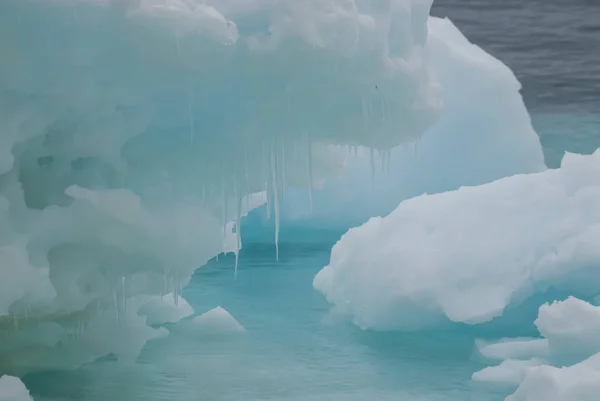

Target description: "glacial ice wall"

left=279, top=17, right=545, bottom=226
left=315, top=149, right=600, bottom=330
left=0, top=0, right=440, bottom=374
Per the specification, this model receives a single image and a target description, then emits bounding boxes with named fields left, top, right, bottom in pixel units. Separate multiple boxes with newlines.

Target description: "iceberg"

left=279, top=17, right=545, bottom=226
left=0, top=0, right=442, bottom=373
left=314, top=150, right=600, bottom=330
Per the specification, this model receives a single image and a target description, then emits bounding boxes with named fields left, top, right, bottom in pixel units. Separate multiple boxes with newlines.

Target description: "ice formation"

left=0, top=376, right=33, bottom=401
left=506, top=354, right=600, bottom=401
left=315, top=149, right=600, bottom=330
left=279, top=17, right=544, bottom=226
left=192, top=306, right=246, bottom=334
left=473, top=298, right=600, bottom=400
left=138, top=293, right=195, bottom=326
left=0, top=0, right=440, bottom=373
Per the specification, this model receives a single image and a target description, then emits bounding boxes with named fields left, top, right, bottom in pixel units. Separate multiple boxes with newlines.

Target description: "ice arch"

left=0, top=0, right=441, bottom=374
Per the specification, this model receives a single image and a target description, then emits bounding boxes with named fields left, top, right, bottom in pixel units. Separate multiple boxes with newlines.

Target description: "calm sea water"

left=432, top=0, right=600, bottom=166
left=22, top=2, right=600, bottom=401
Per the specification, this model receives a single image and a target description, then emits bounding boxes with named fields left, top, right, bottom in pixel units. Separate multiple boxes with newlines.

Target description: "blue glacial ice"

left=0, top=1, right=598, bottom=401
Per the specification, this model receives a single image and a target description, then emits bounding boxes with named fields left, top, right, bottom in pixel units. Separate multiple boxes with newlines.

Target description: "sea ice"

left=506, top=353, right=600, bottom=401
left=0, top=376, right=33, bottom=401
left=315, top=150, right=600, bottom=330
left=475, top=298, right=600, bottom=400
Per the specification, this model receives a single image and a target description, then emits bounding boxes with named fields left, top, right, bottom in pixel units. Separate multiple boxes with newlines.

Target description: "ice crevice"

left=0, top=0, right=439, bottom=376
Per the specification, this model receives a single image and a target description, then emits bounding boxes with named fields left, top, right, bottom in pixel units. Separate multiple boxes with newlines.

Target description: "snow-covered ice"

left=315, top=150, right=600, bottom=330
left=0, top=376, right=33, bottom=401
left=192, top=307, right=246, bottom=334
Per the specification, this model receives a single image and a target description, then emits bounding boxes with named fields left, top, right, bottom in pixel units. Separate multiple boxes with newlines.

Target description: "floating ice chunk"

left=472, top=359, right=544, bottom=386
left=476, top=298, right=600, bottom=398
left=507, top=353, right=600, bottom=401
left=0, top=376, right=33, bottom=401
left=192, top=307, right=246, bottom=335
left=476, top=339, right=549, bottom=361
left=535, top=297, right=600, bottom=365
left=315, top=150, right=600, bottom=330
left=138, top=293, right=195, bottom=326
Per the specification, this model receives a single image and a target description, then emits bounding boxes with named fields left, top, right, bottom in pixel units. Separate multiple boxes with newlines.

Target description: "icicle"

left=188, top=89, right=195, bottom=146
left=361, top=97, right=368, bottom=131
left=370, top=148, right=375, bottom=182
left=113, top=287, right=119, bottom=325
left=281, top=143, right=287, bottom=198
left=234, top=194, right=241, bottom=280
left=13, top=315, right=18, bottom=331
left=244, top=148, right=250, bottom=192
left=271, top=140, right=280, bottom=262
left=306, top=134, right=313, bottom=214
left=121, top=277, right=126, bottom=313
left=221, top=178, right=227, bottom=238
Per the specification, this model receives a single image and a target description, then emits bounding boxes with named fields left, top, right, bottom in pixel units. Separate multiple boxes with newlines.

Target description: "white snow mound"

left=192, top=307, right=246, bottom=334
left=315, top=150, right=600, bottom=330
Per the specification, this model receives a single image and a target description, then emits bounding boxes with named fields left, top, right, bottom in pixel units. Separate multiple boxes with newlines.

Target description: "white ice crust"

left=315, top=149, right=600, bottom=330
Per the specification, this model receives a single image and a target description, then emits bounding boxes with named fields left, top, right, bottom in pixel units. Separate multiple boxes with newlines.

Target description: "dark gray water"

left=432, top=0, right=600, bottom=166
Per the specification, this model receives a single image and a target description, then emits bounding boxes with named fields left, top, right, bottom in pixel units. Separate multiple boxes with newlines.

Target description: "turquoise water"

left=17, top=1, right=600, bottom=398
left=25, top=234, right=511, bottom=401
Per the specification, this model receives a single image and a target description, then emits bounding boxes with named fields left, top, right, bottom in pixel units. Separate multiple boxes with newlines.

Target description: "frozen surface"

left=506, top=353, right=600, bottom=401
left=138, top=293, right=195, bottom=326
left=191, top=306, right=246, bottom=334
left=280, top=17, right=544, bottom=226
left=315, top=150, right=600, bottom=330
left=535, top=297, right=600, bottom=364
left=0, top=376, right=33, bottom=401
left=0, top=0, right=440, bottom=373
left=474, top=298, right=600, bottom=400
left=472, top=359, right=544, bottom=386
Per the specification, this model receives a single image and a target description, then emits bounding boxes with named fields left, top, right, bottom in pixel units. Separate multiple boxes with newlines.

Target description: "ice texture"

left=535, top=297, right=600, bottom=364
left=192, top=307, right=246, bottom=334
left=0, top=376, right=33, bottom=401
left=138, top=293, right=195, bottom=326
left=474, top=298, right=600, bottom=400
left=506, top=353, right=600, bottom=401
left=280, top=17, right=545, bottom=226
left=472, top=359, right=544, bottom=386
left=315, top=150, right=600, bottom=330
left=0, top=0, right=440, bottom=373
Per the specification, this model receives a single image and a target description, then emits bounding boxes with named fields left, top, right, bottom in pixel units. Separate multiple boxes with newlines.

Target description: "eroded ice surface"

left=0, top=376, right=33, bottom=401
left=315, top=150, right=600, bottom=331
left=0, top=0, right=440, bottom=373
left=279, top=17, right=544, bottom=226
